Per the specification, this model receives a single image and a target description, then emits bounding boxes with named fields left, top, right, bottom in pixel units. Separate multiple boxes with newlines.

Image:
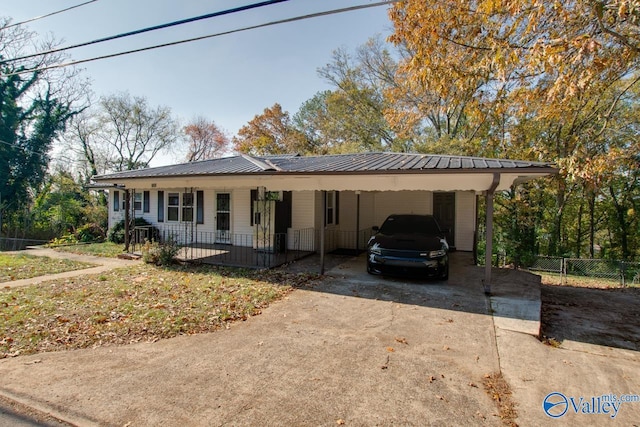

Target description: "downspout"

left=484, top=173, right=501, bottom=295
left=355, top=191, right=361, bottom=253
left=320, top=190, right=326, bottom=275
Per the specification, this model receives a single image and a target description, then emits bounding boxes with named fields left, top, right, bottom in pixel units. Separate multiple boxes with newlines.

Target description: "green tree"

left=0, top=17, right=86, bottom=236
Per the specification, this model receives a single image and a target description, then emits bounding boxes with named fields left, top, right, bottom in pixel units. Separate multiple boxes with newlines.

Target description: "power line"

left=0, top=0, right=99, bottom=30
left=3, top=1, right=399, bottom=77
left=0, top=139, right=49, bottom=157
left=0, top=0, right=291, bottom=65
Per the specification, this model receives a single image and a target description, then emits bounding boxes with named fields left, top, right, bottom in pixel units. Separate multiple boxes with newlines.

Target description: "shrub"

left=141, top=239, right=180, bottom=266
left=107, top=218, right=153, bottom=244
left=75, top=223, right=106, bottom=243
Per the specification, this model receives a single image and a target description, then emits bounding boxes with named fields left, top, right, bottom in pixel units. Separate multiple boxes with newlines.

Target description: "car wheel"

left=367, top=261, right=374, bottom=275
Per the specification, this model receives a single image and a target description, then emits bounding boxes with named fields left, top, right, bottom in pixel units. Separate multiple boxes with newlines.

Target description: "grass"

left=0, top=253, right=97, bottom=283
left=52, top=242, right=124, bottom=258
left=0, top=263, right=318, bottom=358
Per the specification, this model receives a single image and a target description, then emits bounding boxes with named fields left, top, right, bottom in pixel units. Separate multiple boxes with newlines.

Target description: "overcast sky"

left=1, top=0, right=394, bottom=165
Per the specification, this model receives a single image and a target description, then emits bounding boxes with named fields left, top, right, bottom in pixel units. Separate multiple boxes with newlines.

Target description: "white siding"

left=370, top=191, right=432, bottom=225
left=290, top=191, right=315, bottom=251
left=455, top=191, right=476, bottom=252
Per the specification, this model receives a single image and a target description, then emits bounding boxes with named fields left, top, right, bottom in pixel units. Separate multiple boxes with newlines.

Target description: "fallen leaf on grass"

left=395, top=337, right=408, bottom=345
left=386, top=346, right=395, bottom=352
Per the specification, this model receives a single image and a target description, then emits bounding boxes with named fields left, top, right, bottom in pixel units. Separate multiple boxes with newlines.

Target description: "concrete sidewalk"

left=0, top=253, right=638, bottom=425
left=2, top=247, right=140, bottom=288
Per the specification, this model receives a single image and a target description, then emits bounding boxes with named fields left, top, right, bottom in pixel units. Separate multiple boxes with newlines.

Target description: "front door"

left=215, top=193, right=231, bottom=243
left=433, top=192, right=455, bottom=248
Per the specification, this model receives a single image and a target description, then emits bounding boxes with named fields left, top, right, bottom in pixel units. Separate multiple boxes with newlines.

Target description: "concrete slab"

left=0, top=253, right=503, bottom=426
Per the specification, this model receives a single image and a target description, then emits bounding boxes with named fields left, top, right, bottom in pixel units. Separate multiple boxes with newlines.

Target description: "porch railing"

left=132, top=224, right=316, bottom=268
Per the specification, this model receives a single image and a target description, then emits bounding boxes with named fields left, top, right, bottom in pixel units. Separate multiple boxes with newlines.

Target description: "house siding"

left=370, top=191, right=432, bottom=226
left=289, top=191, right=315, bottom=251
left=107, top=187, right=476, bottom=254
left=455, top=191, right=476, bottom=252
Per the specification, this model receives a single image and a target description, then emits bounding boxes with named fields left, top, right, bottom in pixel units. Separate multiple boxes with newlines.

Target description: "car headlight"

left=369, top=247, right=382, bottom=255
left=429, top=249, right=446, bottom=258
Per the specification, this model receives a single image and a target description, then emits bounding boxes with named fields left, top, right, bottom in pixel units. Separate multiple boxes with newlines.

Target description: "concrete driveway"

left=1, top=253, right=638, bottom=426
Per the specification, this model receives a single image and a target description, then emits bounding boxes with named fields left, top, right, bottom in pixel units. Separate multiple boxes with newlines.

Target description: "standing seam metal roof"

left=92, top=152, right=555, bottom=180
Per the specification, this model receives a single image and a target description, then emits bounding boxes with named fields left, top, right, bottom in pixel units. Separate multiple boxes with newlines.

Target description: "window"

left=325, top=191, right=340, bottom=225
left=168, top=193, right=179, bottom=221
left=113, top=191, right=120, bottom=212
left=143, top=191, right=150, bottom=213
left=196, top=191, right=204, bottom=224
left=182, top=192, right=194, bottom=222
left=134, top=192, right=142, bottom=211
left=157, top=191, right=164, bottom=222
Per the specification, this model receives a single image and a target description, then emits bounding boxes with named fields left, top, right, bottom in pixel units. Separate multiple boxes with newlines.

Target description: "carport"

left=313, top=176, right=550, bottom=294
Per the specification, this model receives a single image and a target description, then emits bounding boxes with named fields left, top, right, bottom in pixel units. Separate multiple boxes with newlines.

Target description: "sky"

left=1, top=0, right=395, bottom=166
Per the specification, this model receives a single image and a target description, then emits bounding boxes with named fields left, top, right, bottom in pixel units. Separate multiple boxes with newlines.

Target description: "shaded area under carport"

left=284, top=251, right=542, bottom=337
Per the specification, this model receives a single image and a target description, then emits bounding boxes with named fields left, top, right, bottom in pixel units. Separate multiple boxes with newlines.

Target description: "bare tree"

left=98, top=92, right=179, bottom=171
left=183, top=116, right=229, bottom=162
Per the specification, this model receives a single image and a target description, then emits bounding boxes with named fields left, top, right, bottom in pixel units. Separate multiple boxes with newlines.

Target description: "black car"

left=367, top=214, right=449, bottom=280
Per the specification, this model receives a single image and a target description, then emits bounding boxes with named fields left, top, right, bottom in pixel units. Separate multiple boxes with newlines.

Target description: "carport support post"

left=484, top=173, right=500, bottom=295
left=320, top=190, right=326, bottom=275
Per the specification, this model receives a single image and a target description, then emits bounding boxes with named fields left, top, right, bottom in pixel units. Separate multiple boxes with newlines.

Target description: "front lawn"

left=52, top=242, right=124, bottom=258
left=0, top=264, right=316, bottom=357
left=0, top=253, right=97, bottom=283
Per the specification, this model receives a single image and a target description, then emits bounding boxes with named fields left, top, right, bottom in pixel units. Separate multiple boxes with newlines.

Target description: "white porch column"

left=484, top=173, right=501, bottom=295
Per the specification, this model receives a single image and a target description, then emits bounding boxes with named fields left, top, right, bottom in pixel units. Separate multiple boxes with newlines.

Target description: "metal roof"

left=93, top=152, right=555, bottom=181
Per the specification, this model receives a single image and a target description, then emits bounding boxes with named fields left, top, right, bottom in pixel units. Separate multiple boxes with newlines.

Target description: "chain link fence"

left=526, top=256, right=640, bottom=287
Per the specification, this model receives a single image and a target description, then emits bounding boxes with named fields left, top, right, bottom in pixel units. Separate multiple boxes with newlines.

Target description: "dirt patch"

left=540, top=283, right=640, bottom=351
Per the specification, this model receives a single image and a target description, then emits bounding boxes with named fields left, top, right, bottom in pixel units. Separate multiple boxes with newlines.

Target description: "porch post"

left=320, top=190, right=326, bottom=275
left=484, top=173, right=500, bottom=295
left=124, top=189, right=130, bottom=252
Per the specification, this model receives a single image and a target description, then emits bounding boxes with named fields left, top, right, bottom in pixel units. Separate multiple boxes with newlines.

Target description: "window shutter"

left=143, top=191, right=150, bottom=213
left=157, top=191, right=164, bottom=222
left=196, top=191, right=204, bottom=224
left=335, top=191, right=340, bottom=225
left=250, top=189, right=257, bottom=225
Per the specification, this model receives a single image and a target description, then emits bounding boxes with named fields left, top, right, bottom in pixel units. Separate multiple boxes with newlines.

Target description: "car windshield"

left=379, top=216, right=441, bottom=236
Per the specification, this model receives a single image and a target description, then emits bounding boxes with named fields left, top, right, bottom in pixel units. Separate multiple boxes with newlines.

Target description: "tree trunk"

left=609, top=186, right=630, bottom=259
left=589, top=188, right=596, bottom=258
left=576, top=195, right=584, bottom=258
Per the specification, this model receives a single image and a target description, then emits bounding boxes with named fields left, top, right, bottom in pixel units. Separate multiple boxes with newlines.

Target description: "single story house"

left=92, top=152, right=557, bottom=291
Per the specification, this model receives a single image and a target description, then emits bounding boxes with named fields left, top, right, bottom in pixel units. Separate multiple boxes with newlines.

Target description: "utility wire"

left=0, top=0, right=99, bottom=30
left=0, top=139, right=49, bottom=157
left=0, top=0, right=290, bottom=65
left=3, top=1, right=399, bottom=77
